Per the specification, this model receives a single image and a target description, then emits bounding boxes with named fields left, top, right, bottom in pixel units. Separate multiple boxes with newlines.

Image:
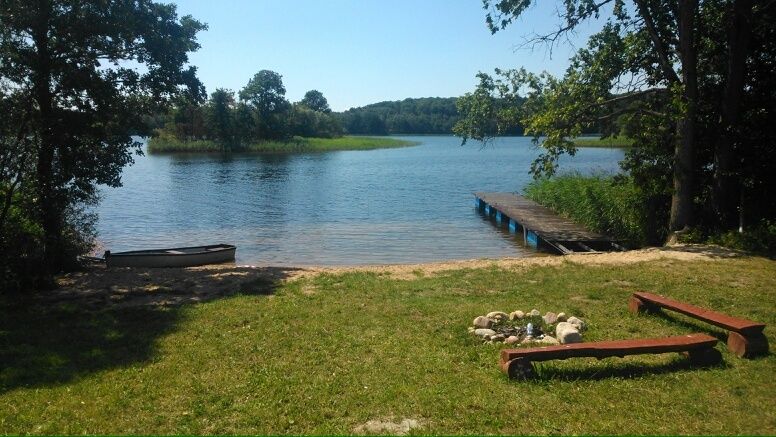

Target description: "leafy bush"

left=707, top=220, right=776, bottom=256
left=0, top=190, right=96, bottom=293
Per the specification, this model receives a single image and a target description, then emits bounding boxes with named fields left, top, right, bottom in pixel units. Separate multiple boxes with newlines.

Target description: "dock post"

left=526, top=230, right=539, bottom=248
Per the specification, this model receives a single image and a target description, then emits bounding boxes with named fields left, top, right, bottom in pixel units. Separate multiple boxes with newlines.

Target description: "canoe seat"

left=629, top=291, right=768, bottom=358
left=500, top=333, right=720, bottom=379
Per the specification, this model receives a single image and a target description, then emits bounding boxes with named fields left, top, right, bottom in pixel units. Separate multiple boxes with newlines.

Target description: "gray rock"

left=491, top=334, right=506, bottom=342
left=473, top=316, right=494, bottom=329
left=567, top=316, right=587, bottom=331
left=539, top=335, right=560, bottom=345
left=557, top=312, right=568, bottom=322
left=543, top=312, right=558, bottom=325
left=555, top=322, right=573, bottom=335
left=529, top=309, right=541, bottom=317
left=505, top=335, right=520, bottom=344
left=509, top=310, right=525, bottom=320
left=556, top=322, right=582, bottom=344
left=474, top=328, right=497, bottom=338
left=486, top=311, right=509, bottom=321
left=521, top=336, right=536, bottom=344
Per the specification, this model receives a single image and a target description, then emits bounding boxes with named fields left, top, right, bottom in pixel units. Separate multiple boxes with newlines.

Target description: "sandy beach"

left=46, top=244, right=747, bottom=309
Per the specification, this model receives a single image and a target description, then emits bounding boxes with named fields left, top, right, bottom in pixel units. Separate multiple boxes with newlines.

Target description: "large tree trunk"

left=670, top=0, right=699, bottom=233
left=33, top=0, right=62, bottom=278
left=713, top=0, right=753, bottom=230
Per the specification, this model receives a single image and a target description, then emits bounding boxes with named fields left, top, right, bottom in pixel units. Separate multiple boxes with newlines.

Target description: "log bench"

left=500, top=333, right=720, bottom=379
left=629, top=291, right=768, bottom=358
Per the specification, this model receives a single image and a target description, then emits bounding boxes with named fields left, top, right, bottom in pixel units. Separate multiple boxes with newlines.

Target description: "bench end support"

left=727, top=331, right=769, bottom=358
left=629, top=295, right=659, bottom=314
left=502, top=358, right=536, bottom=380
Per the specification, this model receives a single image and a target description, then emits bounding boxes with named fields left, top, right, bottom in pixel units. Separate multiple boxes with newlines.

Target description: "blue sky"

left=172, top=0, right=606, bottom=111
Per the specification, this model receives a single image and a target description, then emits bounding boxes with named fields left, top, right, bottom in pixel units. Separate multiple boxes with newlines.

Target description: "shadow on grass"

left=649, top=311, right=773, bottom=360
left=0, top=265, right=300, bottom=394
left=648, top=310, right=728, bottom=342
left=528, top=355, right=730, bottom=382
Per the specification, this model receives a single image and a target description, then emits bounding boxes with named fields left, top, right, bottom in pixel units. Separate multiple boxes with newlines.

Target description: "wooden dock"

left=474, top=192, right=625, bottom=254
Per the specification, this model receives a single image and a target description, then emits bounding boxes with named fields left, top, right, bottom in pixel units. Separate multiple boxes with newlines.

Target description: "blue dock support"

left=475, top=192, right=621, bottom=255
left=508, top=219, right=517, bottom=233
left=526, top=230, right=539, bottom=248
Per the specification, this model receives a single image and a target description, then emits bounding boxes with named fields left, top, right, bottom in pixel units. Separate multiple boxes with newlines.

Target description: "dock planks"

left=474, top=192, right=622, bottom=254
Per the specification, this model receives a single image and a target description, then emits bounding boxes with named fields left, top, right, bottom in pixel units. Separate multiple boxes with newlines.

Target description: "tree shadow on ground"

left=526, top=354, right=729, bottom=382
left=0, top=265, right=303, bottom=394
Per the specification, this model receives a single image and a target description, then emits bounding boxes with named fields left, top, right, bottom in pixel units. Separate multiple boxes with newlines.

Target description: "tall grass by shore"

left=147, top=135, right=419, bottom=154
left=572, top=136, right=634, bottom=148
left=524, top=174, right=652, bottom=246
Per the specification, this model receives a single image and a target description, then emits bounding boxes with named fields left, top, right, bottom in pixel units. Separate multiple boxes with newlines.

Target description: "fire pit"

left=469, top=309, right=587, bottom=345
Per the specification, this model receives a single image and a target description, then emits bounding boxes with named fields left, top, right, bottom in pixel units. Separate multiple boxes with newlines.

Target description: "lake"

left=96, top=136, right=624, bottom=265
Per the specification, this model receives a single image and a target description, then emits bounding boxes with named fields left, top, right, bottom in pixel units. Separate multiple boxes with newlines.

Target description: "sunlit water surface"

left=96, top=136, right=624, bottom=265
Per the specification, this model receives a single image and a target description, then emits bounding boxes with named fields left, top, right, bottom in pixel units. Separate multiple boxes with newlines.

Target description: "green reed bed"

left=573, top=136, right=634, bottom=148
left=524, top=174, right=649, bottom=247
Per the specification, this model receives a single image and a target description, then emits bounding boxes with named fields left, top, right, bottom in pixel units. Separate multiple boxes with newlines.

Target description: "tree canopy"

left=153, top=72, right=343, bottom=146
left=455, top=0, right=776, bottom=238
left=300, top=90, right=332, bottom=113
left=0, top=0, right=206, bottom=288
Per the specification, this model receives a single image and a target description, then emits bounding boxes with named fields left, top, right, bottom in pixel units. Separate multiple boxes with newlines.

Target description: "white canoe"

left=105, top=244, right=236, bottom=268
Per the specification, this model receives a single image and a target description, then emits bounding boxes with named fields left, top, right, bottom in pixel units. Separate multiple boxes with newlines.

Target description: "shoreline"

left=146, top=135, right=419, bottom=154
left=49, top=244, right=752, bottom=309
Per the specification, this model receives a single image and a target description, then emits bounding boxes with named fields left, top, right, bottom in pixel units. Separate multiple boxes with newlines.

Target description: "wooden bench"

left=629, top=291, right=768, bottom=358
left=500, top=333, right=719, bottom=379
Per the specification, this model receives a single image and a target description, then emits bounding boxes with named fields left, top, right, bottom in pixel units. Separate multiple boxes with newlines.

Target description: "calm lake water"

left=96, top=136, right=624, bottom=265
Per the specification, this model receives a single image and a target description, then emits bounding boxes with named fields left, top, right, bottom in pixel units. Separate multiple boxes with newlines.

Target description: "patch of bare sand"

left=47, top=244, right=744, bottom=308
left=293, top=244, right=746, bottom=280
left=46, top=264, right=303, bottom=308
left=353, top=418, right=423, bottom=435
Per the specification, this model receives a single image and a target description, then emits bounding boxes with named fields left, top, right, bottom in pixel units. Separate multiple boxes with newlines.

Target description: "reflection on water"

left=97, top=136, right=624, bottom=265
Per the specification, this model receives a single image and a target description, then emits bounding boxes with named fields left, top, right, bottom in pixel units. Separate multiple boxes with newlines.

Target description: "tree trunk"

left=669, top=0, right=699, bottom=233
left=713, top=0, right=753, bottom=230
left=33, top=0, right=62, bottom=277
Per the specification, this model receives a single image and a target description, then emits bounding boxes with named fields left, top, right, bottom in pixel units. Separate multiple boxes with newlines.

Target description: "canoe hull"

left=105, top=245, right=236, bottom=268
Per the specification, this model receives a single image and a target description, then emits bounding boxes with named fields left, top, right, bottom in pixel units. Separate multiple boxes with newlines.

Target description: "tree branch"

left=633, top=0, right=681, bottom=84
left=517, top=0, right=616, bottom=52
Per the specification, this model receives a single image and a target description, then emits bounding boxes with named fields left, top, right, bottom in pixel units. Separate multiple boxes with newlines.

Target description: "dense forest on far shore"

left=337, top=97, right=461, bottom=135
left=336, top=97, right=525, bottom=136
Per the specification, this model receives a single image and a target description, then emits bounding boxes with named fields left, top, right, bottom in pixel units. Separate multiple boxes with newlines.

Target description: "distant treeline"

left=336, top=97, right=525, bottom=136
left=152, top=84, right=529, bottom=145
left=337, top=97, right=460, bottom=135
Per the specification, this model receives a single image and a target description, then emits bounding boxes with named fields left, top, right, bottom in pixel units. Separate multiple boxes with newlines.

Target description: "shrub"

left=707, top=220, right=776, bottom=256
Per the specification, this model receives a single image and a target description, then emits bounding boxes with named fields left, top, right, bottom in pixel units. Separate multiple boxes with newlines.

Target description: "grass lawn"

left=1, top=255, right=775, bottom=434
left=573, top=136, right=634, bottom=148
left=146, top=136, right=419, bottom=154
